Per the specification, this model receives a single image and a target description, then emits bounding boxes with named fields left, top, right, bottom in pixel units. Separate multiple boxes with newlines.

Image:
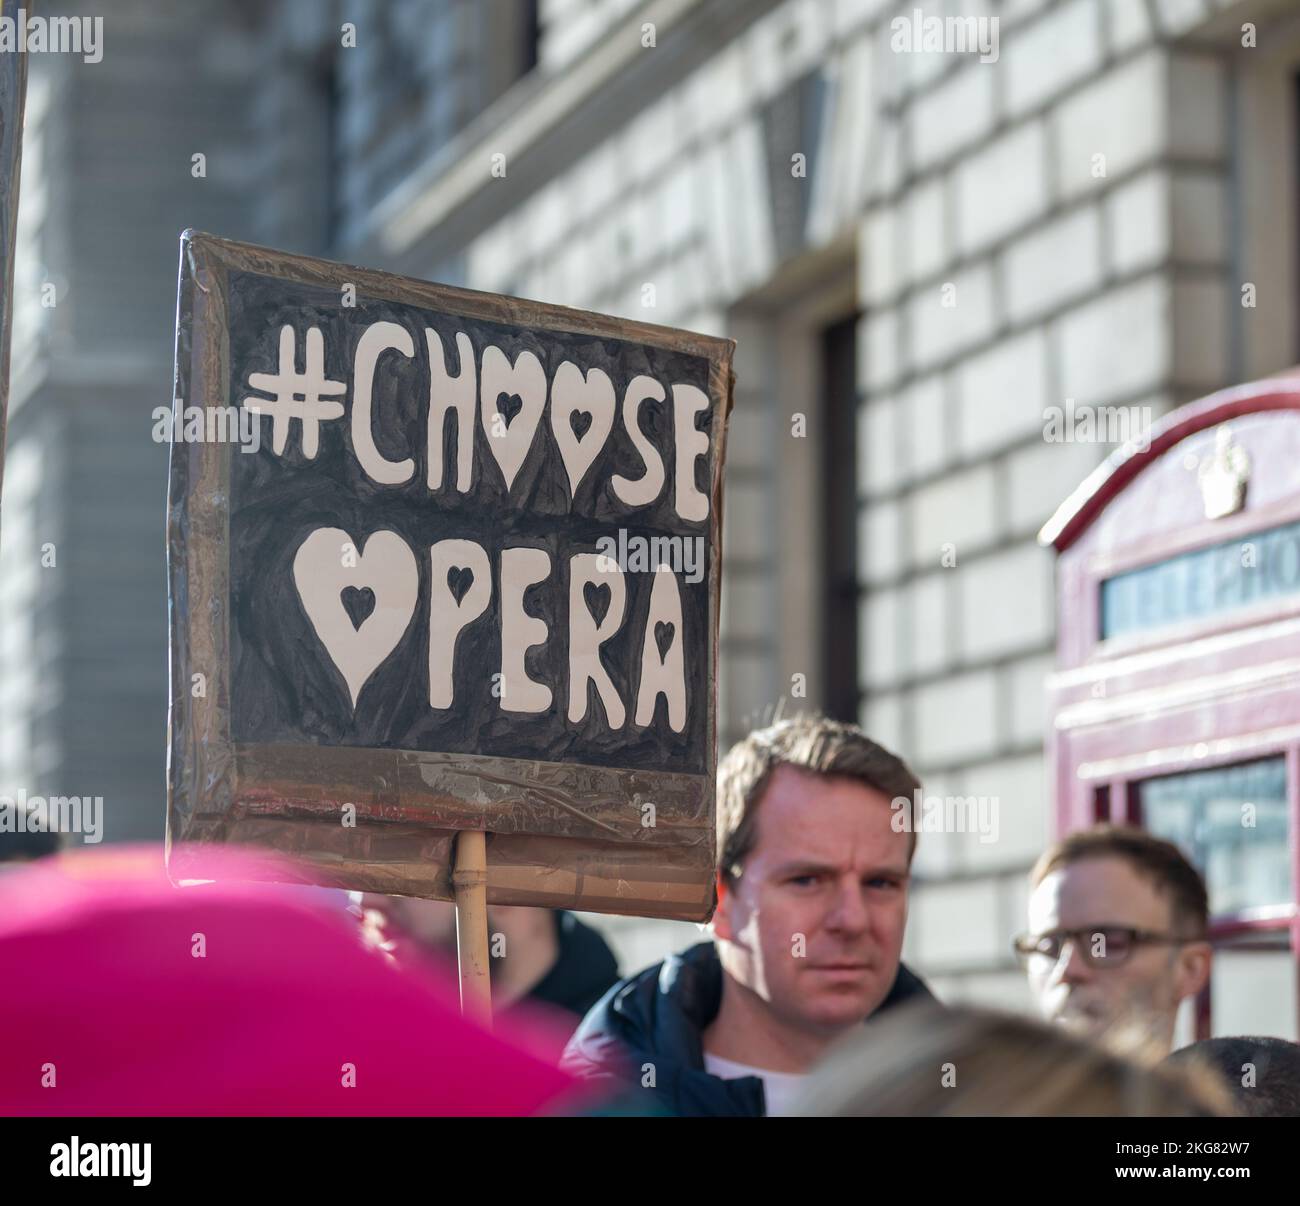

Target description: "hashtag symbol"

left=242, top=325, right=347, bottom=458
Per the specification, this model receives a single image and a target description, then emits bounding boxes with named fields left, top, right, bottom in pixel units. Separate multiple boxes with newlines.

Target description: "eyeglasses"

left=1012, top=926, right=1190, bottom=969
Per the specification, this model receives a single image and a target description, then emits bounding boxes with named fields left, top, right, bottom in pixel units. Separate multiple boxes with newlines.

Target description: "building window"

left=820, top=312, right=860, bottom=722
left=521, top=0, right=540, bottom=76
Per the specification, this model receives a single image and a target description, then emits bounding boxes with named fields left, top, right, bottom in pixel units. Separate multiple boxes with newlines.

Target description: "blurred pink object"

left=0, top=845, right=583, bottom=1116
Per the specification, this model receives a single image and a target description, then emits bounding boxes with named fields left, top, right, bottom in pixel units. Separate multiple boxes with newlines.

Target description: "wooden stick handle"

left=453, top=830, right=492, bottom=1026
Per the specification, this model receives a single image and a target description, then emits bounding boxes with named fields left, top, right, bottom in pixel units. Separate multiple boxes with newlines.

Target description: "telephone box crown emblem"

left=1196, top=424, right=1250, bottom=520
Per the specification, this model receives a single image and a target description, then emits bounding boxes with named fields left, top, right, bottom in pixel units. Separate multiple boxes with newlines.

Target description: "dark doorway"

left=820, top=312, right=861, bottom=722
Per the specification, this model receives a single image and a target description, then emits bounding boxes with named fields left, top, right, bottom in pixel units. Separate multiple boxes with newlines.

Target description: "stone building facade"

left=3, top=0, right=1297, bottom=1011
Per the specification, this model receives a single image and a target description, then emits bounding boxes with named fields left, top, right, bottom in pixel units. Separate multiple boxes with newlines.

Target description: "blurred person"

left=0, top=845, right=587, bottom=1116
left=1167, top=1035, right=1300, bottom=1117
left=491, top=905, right=621, bottom=1022
left=359, top=894, right=619, bottom=1032
left=356, top=892, right=458, bottom=966
left=0, top=801, right=65, bottom=866
left=1016, top=825, right=1212, bottom=1056
left=562, top=714, right=935, bottom=1117
left=796, top=1003, right=1233, bottom=1116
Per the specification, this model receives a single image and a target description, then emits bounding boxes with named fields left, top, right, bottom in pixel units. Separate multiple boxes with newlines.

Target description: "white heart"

left=480, top=345, right=546, bottom=492
left=292, top=527, right=418, bottom=710
left=550, top=360, right=615, bottom=499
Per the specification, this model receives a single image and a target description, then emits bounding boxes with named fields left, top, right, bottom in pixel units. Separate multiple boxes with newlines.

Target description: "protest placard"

left=167, top=232, right=731, bottom=923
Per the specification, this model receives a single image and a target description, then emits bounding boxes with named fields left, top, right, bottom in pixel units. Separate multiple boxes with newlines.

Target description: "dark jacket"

left=501, top=910, right=621, bottom=1030
left=560, top=941, right=936, bottom=1117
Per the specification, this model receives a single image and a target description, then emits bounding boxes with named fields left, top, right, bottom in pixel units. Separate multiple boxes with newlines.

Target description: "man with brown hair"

left=1016, top=824, right=1212, bottom=1055
left=561, top=714, right=935, bottom=1116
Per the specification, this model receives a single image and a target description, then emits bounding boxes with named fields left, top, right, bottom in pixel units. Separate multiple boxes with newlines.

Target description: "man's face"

left=713, top=764, right=912, bottom=1035
left=1025, top=856, right=1210, bottom=1047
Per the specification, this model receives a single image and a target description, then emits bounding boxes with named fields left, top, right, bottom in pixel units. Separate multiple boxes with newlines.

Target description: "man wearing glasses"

left=1014, top=825, right=1212, bottom=1055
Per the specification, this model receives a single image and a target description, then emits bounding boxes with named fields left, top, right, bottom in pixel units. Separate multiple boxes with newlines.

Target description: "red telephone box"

left=1041, top=373, right=1300, bottom=1041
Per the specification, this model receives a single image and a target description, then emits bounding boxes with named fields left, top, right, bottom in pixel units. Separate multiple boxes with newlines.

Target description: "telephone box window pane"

left=1210, top=944, right=1298, bottom=1041
left=1137, top=757, right=1290, bottom=915
left=1100, top=518, right=1300, bottom=639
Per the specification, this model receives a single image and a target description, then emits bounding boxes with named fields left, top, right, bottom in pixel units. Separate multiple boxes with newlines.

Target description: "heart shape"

left=447, top=565, right=474, bottom=606
left=654, top=620, right=675, bottom=662
left=570, top=410, right=593, bottom=441
left=583, top=581, right=611, bottom=627
left=551, top=361, right=614, bottom=500
left=495, top=391, right=524, bottom=427
left=480, top=347, right=546, bottom=492
left=292, top=527, right=418, bottom=710
left=341, top=586, right=376, bottom=630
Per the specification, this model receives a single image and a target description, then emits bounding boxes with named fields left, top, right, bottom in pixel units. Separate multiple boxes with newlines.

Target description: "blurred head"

left=1167, top=1036, right=1300, bottom=1117
left=360, top=892, right=458, bottom=953
left=0, top=845, right=581, bottom=1115
left=1019, top=825, right=1211, bottom=1052
left=711, top=714, right=921, bottom=1037
left=797, top=1003, right=1234, bottom=1116
left=355, top=896, right=559, bottom=1007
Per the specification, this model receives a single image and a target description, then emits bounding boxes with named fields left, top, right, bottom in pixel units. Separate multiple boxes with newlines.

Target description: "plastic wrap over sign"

left=166, top=232, right=733, bottom=921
